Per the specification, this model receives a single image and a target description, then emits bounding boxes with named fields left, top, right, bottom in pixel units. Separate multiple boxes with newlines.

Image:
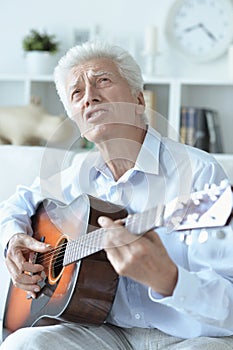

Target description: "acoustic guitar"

left=3, top=181, right=232, bottom=339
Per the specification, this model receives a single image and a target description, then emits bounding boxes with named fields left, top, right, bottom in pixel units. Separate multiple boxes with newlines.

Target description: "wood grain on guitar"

left=2, top=181, right=232, bottom=339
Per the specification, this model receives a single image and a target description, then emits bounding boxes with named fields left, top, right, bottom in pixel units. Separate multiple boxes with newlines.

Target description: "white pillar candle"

left=228, top=44, right=233, bottom=79
left=144, top=26, right=158, bottom=55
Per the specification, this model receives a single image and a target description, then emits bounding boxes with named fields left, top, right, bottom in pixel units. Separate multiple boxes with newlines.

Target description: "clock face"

left=165, top=0, right=233, bottom=62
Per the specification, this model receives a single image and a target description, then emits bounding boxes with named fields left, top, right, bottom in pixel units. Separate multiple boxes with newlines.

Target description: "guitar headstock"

left=164, top=180, right=232, bottom=234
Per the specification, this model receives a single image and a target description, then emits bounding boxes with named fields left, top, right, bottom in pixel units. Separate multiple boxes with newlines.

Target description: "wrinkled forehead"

left=67, top=57, right=121, bottom=85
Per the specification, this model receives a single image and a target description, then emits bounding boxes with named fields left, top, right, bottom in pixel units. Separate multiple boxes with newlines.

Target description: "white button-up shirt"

left=0, top=127, right=232, bottom=338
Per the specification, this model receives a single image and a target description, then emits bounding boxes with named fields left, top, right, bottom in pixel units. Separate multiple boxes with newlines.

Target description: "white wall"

left=0, top=0, right=231, bottom=78
left=0, top=0, right=170, bottom=73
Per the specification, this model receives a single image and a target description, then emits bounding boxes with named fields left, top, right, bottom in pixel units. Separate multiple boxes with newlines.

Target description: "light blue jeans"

left=1, top=323, right=233, bottom=350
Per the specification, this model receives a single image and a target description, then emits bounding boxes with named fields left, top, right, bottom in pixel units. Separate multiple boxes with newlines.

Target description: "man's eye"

left=72, top=89, right=82, bottom=101
left=97, top=77, right=111, bottom=86
left=74, top=89, right=81, bottom=95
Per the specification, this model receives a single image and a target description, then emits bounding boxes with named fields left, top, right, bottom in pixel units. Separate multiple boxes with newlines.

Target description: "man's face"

left=65, top=58, right=145, bottom=143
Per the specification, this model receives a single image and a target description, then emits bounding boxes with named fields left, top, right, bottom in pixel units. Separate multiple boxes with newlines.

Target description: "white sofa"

left=0, top=145, right=82, bottom=343
left=0, top=145, right=232, bottom=343
left=0, top=146, right=49, bottom=342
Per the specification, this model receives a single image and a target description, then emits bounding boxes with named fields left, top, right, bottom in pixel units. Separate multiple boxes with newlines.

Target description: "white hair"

left=54, top=41, right=144, bottom=117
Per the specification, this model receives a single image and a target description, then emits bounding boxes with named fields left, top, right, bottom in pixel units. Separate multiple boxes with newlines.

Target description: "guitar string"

left=34, top=199, right=194, bottom=269
left=43, top=196, right=227, bottom=271
left=36, top=226, right=120, bottom=270
left=37, top=208, right=160, bottom=267
left=36, top=216, right=123, bottom=265
left=35, top=214, right=139, bottom=269
left=40, top=191, right=212, bottom=271
left=36, top=186, right=224, bottom=266
left=36, top=228, right=105, bottom=268
left=30, top=187, right=225, bottom=271
left=35, top=209, right=153, bottom=269
left=36, top=216, right=133, bottom=268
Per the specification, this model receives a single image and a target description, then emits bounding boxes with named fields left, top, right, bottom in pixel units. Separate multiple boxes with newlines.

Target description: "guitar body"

left=3, top=183, right=232, bottom=340
left=3, top=194, right=127, bottom=339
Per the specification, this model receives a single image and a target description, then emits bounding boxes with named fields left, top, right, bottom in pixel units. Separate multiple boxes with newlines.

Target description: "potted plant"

left=23, top=29, right=59, bottom=75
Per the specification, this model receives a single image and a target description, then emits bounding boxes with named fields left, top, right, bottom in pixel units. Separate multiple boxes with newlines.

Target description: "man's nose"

left=84, top=85, right=101, bottom=107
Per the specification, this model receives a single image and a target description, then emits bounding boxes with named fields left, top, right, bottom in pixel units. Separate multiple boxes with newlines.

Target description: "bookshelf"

left=0, top=75, right=65, bottom=116
left=143, top=76, right=233, bottom=155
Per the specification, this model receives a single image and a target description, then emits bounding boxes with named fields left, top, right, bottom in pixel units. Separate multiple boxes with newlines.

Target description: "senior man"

left=0, top=41, right=232, bottom=350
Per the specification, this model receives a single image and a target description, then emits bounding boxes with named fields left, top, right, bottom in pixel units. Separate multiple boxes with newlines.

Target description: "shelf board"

left=143, top=75, right=175, bottom=84
left=0, top=74, right=27, bottom=81
left=27, top=75, right=54, bottom=82
left=143, top=75, right=233, bottom=86
left=0, top=74, right=54, bottom=82
left=178, top=78, right=233, bottom=86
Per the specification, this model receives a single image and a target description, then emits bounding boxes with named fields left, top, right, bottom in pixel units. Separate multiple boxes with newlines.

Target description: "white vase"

left=25, top=51, right=55, bottom=75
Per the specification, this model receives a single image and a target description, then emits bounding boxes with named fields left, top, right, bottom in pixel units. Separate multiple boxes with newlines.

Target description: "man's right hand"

left=5, top=233, right=52, bottom=298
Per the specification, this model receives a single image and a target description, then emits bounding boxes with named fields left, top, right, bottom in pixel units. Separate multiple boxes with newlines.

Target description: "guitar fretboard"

left=63, top=204, right=165, bottom=266
left=63, top=183, right=232, bottom=266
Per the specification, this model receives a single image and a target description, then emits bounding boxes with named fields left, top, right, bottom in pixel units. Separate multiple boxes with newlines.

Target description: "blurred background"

left=1, top=0, right=232, bottom=78
left=0, top=0, right=233, bottom=165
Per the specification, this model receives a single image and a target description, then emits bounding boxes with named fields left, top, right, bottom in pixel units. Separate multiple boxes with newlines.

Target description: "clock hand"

left=184, top=23, right=201, bottom=33
left=199, top=23, right=217, bottom=42
left=183, top=23, right=217, bottom=42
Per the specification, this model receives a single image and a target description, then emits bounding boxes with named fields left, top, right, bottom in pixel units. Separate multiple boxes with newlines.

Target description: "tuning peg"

left=192, top=192, right=203, bottom=200
left=198, top=229, right=209, bottom=243
left=209, top=183, right=218, bottom=191
left=205, top=183, right=223, bottom=201
left=185, top=235, right=192, bottom=245
left=193, top=198, right=201, bottom=205
left=186, top=213, right=199, bottom=222
left=210, top=195, right=218, bottom=201
left=179, top=232, right=193, bottom=245
left=204, top=183, right=211, bottom=192
left=220, top=179, right=229, bottom=189
left=171, top=216, right=183, bottom=227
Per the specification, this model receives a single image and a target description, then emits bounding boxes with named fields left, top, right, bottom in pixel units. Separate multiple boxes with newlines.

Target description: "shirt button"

left=215, top=230, right=226, bottom=239
left=135, top=313, right=141, bottom=320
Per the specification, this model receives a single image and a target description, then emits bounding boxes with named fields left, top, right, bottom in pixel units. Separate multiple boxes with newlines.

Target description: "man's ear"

left=137, top=91, right=145, bottom=106
left=135, top=91, right=146, bottom=115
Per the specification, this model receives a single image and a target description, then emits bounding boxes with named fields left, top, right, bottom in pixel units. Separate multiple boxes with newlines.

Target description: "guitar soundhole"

left=48, top=237, right=68, bottom=285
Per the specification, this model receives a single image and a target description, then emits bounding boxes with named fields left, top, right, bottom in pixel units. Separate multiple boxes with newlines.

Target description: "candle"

left=228, top=44, right=233, bottom=79
left=144, top=26, right=158, bottom=55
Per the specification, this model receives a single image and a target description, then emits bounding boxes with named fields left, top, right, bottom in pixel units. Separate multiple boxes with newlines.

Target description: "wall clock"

left=165, top=0, right=233, bottom=62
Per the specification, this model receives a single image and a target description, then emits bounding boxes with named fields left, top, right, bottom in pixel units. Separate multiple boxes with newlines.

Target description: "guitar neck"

left=63, top=183, right=232, bottom=266
left=63, top=204, right=165, bottom=266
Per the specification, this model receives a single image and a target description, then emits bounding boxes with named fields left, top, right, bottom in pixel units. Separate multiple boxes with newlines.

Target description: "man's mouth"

left=86, top=108, right=108, bottom=122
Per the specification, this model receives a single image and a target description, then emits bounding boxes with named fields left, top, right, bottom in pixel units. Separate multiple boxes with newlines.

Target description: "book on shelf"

left=205, top=109, right=224, bottom=153
left=143, top=89, right=157, bottom=129
left=179, top=106, right=223, bottom=153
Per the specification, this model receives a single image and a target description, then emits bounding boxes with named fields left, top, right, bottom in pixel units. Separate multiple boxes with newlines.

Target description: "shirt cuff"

left=148, top=265, right=201, bottom=309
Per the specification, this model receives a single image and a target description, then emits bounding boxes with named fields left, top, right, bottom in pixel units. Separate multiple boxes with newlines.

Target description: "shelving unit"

left=143, top=77, right=180, bottom=141
left=143, top=76, right=233, bottom=155
left=0, top=75, right=29, bottom=105
left=0, top=74, right=232, bottom=155
left=0, top=75, right=65, bottom=116
left=179, top=79, right=233, bottom=154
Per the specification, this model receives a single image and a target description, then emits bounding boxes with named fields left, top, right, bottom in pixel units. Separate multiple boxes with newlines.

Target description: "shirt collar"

left=90, top=126, right=161, bottom=180
left=134, top=126, right=161, bottom=174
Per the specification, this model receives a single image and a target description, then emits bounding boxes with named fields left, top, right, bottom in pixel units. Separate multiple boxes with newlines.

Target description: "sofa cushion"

left=0, top=144, right=79, bottom=337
